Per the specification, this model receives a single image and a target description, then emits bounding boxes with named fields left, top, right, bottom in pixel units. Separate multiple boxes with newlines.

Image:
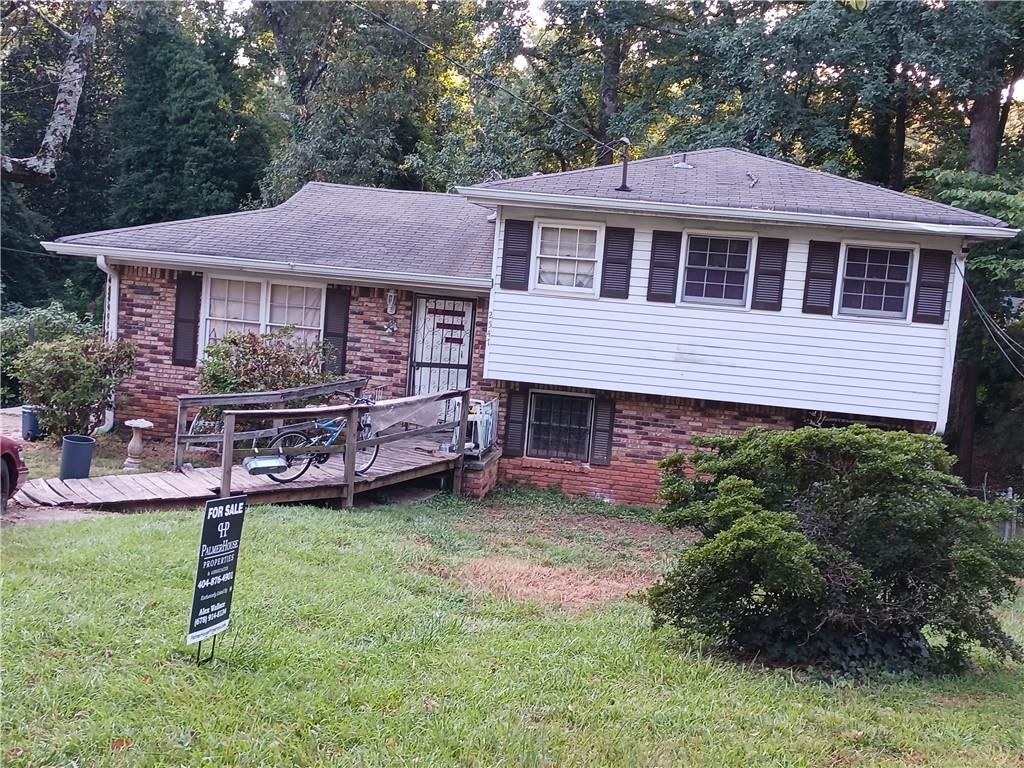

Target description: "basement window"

left=526, top=392, right=593, bottom=461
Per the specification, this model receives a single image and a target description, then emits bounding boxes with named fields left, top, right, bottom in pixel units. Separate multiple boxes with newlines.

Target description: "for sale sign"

left=186, top=495, right=247, bottom=645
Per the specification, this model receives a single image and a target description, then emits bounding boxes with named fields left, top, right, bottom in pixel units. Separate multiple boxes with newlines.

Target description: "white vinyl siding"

left=487, top=209, right=963, bottom=424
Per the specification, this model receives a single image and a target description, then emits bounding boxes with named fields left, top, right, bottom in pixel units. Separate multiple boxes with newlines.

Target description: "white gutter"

left=457, top=187, right=1020, bottom=241
left=41, top=242, right=493, bottom=292
left=95, top=255, right=118, bottom=433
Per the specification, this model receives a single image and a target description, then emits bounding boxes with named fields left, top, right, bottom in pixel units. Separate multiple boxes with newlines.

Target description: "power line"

left=955, top=261, right=1024, bottom=378
left=346, top=0, right=623, bottom=160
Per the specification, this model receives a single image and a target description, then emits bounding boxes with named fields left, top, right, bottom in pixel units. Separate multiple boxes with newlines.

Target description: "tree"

left=0, top=0, right=112, bottom=184
left=107, top=5, right=254, bottom=226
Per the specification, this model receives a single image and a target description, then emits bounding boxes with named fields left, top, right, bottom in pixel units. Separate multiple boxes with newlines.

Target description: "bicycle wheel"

left=354, top=441, right=380, bottom=474
left=267, top=430, right=316, bottom=483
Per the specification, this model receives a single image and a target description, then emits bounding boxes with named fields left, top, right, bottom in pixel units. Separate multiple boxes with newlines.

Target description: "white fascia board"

left=456, top=187, right=1020, bottom=241
left=40, top=242, right=493, bottom=292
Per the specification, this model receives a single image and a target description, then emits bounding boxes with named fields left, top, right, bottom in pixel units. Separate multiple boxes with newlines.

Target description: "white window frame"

left=834, top=239, right=920, bottom=324
left=525, top=389, right=595, bottom=462
left=666, top=228, right=759, bottom=310
left=200, top=273, right=327, bottom=353
left=530, top=218, right=606, bottom=297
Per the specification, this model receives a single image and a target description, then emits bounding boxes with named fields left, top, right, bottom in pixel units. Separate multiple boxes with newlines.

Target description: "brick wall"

left=495, top=383, right=934, bottom=505
left=497, top=386, right=795, bottom=505
left=114, top=271, right=492, bottom=435
left=116, top=266, right=199, bottom=435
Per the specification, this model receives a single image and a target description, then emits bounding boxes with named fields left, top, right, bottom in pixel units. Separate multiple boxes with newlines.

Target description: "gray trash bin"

left=21, top=405, right=43, bottom=442
left=60, top=435, right=96, bottom=480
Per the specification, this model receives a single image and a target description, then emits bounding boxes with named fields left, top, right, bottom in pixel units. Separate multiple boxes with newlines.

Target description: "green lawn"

left=3, top=490, right=1023, bottom=767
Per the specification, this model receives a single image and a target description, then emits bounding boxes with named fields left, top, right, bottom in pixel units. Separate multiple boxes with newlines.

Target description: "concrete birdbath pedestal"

left=124, top=418, right=154, bottom=472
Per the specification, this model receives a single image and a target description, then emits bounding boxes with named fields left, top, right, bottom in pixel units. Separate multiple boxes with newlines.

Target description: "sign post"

left=187, top=494, right=247, bottom=663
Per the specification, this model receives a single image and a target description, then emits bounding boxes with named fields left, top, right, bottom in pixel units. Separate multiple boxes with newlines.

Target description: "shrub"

left=649, top=425, right=1024, bottom=673
left=0, top=302, right=100, bottom=406
left=13, top=336, right=136, bottom=439
left=196, top=329, right=337, bottom=396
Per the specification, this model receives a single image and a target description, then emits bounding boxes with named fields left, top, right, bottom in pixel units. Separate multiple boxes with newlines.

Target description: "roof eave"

left=40, top=242, right=493, bottom=292
left=455, top=187, right=1018, bottom=241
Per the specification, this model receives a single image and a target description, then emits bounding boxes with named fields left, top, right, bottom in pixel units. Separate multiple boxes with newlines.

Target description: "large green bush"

left=0, top=302, right=100, bottom=405
left=13, top=336, right=136, bottom=439
left=196, top=329, right=337, bottom=396
left=649, top=426, right=1024, bottom=673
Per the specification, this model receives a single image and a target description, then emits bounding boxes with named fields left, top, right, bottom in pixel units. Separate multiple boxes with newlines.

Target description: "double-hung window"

left=536, top=225, right=599, bottom=290
left=839, top=246, right=912, bottom=318
left=682, top=236, right=751, bottom=304
left=526, top=392, right=593, bottom=461
left=205, top=277, right=324, bottom=347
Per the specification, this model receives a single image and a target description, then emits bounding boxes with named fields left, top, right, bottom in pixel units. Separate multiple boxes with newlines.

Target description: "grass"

left=3, top=490, right=1023, bottom=767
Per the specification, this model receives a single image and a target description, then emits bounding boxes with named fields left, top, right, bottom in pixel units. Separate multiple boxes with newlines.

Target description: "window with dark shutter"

left=802, top=240, right=840, bottom=314
left=172, top=272, right=202, bottom=366
left=599, top=227, right=635, bottom=298
left=503, top=390, right=528, bottom=457
left=912, top=249, right=952, bottom=324
left=750, top=237, right=789, bottom=311
left=647, top=230, right=682, bottom=302
left=323, top=285, right=350, bottom=374
left=500, top=219, right=533, bottom=290
left=589, top=398, right=614, bottom=466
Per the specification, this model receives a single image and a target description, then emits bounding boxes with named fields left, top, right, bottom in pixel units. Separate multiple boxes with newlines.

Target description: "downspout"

left=95, top=255, right=118, bottom=433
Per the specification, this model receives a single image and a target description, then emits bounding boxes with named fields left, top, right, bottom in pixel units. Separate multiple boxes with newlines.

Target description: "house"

left=43, top=148, right=1017, bottom=504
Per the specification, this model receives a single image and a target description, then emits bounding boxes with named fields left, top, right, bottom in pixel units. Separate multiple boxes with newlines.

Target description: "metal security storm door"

left=410, top=297, right=475, bottom=401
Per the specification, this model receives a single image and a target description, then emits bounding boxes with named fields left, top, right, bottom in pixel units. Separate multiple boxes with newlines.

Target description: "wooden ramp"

left=14, top=437, right=458, bottom=512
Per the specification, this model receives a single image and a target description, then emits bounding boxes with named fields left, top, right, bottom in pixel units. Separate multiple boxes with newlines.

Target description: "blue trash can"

left=21, top=405, right=43, bottom=442
left=60, top=435, right=96, bottom=480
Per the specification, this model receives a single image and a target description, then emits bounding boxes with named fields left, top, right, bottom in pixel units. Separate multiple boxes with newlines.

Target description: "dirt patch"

left=458, top=507, right=696, bottom=566
left=431, top=556, right=652, bottom=611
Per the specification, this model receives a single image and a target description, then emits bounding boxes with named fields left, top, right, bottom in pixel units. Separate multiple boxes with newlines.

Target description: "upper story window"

left=839, top=246, right=911, bottom=318
left=206, top=277, right=324, bottom=347
left=536, top=225, right=599, bottom=290
left=682, top=236, right=751, bottom=304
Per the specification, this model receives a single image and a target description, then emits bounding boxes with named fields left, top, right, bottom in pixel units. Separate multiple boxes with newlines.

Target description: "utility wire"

left=955, top=261, right=1024, bottom=358
left=346, top=0, right=623, bottom=160
left=955, top=261, right=1024, bottom=378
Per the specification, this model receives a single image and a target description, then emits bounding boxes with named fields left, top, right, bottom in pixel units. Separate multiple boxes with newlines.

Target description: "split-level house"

left=43, top=149, right=1017, bottom=503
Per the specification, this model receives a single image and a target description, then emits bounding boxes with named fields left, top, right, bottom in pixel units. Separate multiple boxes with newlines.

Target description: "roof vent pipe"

left=615, top=137, right=631, bottom=192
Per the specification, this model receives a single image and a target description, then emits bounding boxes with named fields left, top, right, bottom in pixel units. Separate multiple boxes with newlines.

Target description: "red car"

left=1, top=436, right=29, bottom=512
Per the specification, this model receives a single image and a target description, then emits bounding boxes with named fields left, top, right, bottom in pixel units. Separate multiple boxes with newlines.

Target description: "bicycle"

left=266, top=396, right=379, bottom=483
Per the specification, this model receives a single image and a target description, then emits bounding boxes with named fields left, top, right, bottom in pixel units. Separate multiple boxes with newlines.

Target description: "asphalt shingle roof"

left=475, top=148, right=1008, bottom=229
left=56, top=183, right=496, bottom=281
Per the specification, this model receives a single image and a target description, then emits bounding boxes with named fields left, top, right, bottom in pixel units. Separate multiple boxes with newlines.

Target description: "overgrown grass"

left=3, top=494, right=1023, bottom=767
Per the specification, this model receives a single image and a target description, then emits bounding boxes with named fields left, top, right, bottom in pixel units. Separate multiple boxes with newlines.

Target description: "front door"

left=410, top=296, right=475, bottom=398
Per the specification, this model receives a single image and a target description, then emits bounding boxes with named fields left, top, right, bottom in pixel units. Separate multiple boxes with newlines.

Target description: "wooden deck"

left=14, top=437, right=458, bottom=511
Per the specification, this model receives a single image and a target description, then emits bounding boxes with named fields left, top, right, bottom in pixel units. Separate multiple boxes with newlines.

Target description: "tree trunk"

left=888, top=77, right=908, bottom=191
left=968, top=88, right=1002, bottom=175
left=596, top=39, right=625, bottom=166
left=0, top=0, right=111, bottom=185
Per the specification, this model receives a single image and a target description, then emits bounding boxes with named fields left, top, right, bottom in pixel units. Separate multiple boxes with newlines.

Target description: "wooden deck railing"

left=218, top=388, right=471, bottom=508
left=174, top=377, right=369, bottom=470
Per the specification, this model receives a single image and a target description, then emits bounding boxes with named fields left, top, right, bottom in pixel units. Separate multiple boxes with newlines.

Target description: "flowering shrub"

left=649, top=425, right=1024, bottom=673
left=13, top=336, right=136, bottom=438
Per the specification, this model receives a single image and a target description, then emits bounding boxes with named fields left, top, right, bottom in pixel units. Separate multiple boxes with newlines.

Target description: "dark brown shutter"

left=172, top=272, right=202, bottom=366
left=751, top=237, right=789, bottom=311
left=647, top=230, right=682, bottom=302
left=503, top=390, right=528, bottom=457
left=323, top=285, right=350, bottom=374
left=589, top=398, right=615, bottom=466
left=599, top=227, right=635, bottom=299
left=802, top=240, right=840, bottom=314
left=912, top=249, right=952, bottom=324
left=500, top=219, right=533, bottom=290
